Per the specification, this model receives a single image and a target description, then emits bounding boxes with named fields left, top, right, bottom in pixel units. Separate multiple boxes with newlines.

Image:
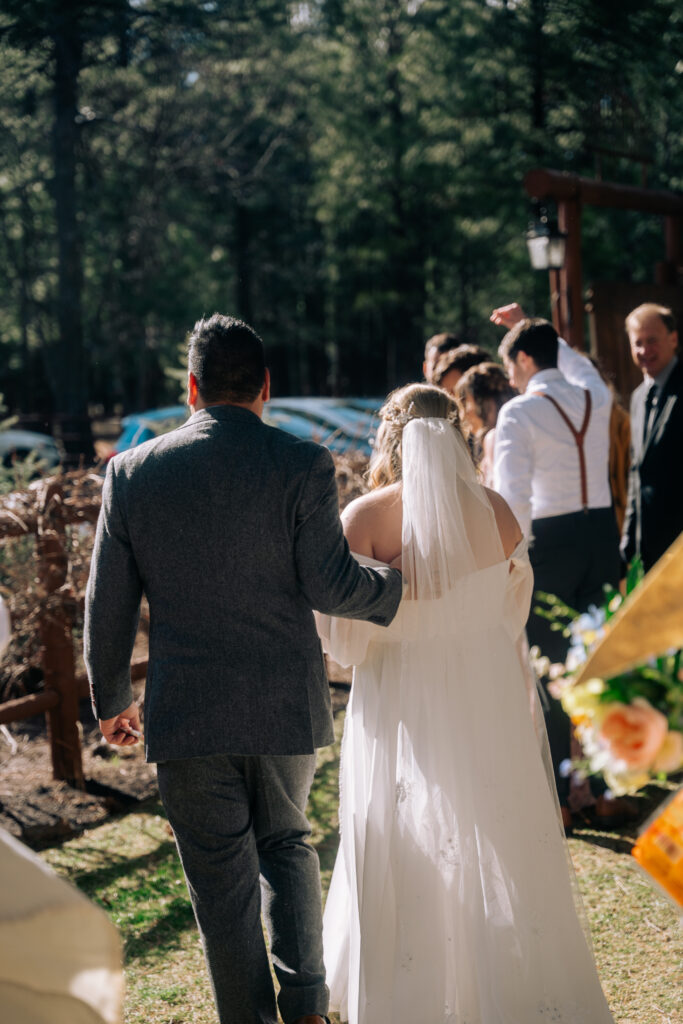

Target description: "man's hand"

left=490, top=303, right=527, bottom=329
left=99, top=702, right=142, bottom=746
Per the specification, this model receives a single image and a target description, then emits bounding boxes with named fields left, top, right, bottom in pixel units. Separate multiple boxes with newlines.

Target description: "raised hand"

left=490, top=303, right=527, bottom=329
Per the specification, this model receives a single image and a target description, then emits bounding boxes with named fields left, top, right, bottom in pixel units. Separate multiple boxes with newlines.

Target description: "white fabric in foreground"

left=0, top=827, right=123, bottom=1024
left=0, top=594, right=11, bottom=658
left=318, top=418, right=614, bottom=1024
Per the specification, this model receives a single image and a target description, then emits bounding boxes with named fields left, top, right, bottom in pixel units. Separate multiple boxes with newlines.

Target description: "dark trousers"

left=527, top=508, right=621, bottom=806
left=157, top=753, right=328, bottom=1024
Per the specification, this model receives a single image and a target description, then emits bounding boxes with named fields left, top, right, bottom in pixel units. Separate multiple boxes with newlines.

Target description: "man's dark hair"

left=424, top=332, right=463, bottom=361
left=498, top=318, right=558, bottom=370
left=432, top=344, right=491, bottom=385
left=188, top=314, right=266, bottom=405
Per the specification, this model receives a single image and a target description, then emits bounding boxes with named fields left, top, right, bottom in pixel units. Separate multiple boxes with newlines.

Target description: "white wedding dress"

left=316, top=418, right=614, bottom=1024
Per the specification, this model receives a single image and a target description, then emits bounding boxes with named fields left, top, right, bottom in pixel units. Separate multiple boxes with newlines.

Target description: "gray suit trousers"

left=157, top=753, right=328, bottom=1024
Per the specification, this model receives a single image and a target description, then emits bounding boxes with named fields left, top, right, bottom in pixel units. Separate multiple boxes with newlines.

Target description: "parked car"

left=113, top=406, right=189, bottom=454
left=265, top=398, right=383, bottom=456
left=113, top=398, right=383, bottom=457
left=0, top=429, right=61, bottom=470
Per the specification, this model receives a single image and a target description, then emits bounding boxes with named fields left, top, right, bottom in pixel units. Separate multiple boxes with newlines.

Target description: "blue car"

left=113, top=398, right=383, bottom=457
left=113, top=406, right=189, bottom=453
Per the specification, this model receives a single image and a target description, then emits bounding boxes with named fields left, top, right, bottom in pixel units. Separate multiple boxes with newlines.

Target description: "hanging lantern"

left=526, top=205, right=567, bottom=271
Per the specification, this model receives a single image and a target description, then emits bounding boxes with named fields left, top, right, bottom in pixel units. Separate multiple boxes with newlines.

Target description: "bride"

left=316, top=384, right=614, bottom=1024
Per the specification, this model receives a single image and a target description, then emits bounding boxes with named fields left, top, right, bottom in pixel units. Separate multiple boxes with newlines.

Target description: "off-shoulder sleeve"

left=503, top=536, right=534, bottom=641
left=314, top=611, right=378, bottom=668
left=314, top=551, right=401, bottom=666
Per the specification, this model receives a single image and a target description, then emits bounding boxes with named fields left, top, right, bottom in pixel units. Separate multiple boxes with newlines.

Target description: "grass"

left=41, top=711, right=681, bottom=1024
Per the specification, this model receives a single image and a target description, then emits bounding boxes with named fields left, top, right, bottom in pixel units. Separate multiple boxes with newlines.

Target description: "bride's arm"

left=341, top=495, right=375, bottom=558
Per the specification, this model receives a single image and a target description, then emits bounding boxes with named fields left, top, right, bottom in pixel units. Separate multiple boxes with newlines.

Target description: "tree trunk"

left=52, top=7, right=94, bottom=463
left=530, top=0, right=547, bottom=138
left=234, top=201, right=253, bottom=324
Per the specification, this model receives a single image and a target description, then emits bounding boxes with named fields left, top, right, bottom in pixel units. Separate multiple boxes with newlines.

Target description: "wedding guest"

left=454, top=361, right=516, bottom=484
left=490, top=304, right=628, bottom=831
left=430, top=343, right=491, bottom=393
left=423, top=332, right=462, bottom=382
left=621, top=303, right=683, bottom=572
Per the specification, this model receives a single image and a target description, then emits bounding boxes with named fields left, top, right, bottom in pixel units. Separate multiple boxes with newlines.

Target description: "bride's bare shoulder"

left=341, top=483, right=402, bottom=559
left=482, top=486, right=523, bottom=558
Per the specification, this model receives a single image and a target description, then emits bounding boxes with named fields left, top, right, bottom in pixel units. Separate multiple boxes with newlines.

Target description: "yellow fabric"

left=574, top=532, right=683, bottom=684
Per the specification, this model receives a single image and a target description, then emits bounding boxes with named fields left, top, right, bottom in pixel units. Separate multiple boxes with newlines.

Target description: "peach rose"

left=652, top=730, right=683, bottom=774
left=598, top=699, right=669, bottom=770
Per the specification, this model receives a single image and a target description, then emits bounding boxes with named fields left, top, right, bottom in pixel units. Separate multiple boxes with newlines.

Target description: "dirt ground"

left=0, top=677, right=157, bottom=846
left=0, top=673, right=352, bottom=848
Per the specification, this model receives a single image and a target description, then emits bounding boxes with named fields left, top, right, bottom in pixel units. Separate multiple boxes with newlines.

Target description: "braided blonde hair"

left=368, top=383, right=462, bottom=489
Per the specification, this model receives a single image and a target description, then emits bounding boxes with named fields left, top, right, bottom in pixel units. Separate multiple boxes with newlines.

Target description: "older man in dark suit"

left=622, top=303, right=683, bottom=573
left=84, top=315, right=402, bottom=1024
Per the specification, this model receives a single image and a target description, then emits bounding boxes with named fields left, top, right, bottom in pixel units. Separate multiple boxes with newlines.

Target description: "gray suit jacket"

left=84, top=405, right=402, bottom=761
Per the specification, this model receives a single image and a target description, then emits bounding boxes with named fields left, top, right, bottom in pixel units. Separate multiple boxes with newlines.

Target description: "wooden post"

left=557, top=198, right=585, bottom=350
left=524, top=169, right=683, bottom=351
left=655, top=215, right=681, bottom=286
left=548, top=268, right=564, bottom=338
left=36, top=481, right=84, bottom=789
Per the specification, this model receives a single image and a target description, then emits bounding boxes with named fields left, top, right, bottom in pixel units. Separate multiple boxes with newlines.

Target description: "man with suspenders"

left=490, top=305, right=624, bottom=830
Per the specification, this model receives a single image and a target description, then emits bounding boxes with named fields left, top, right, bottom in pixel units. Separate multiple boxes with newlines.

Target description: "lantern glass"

left=526, top=233, right=550, bottom=270
left=526, top=215, right=566, bottom=271
left=546, top=234, right=567, bottom=270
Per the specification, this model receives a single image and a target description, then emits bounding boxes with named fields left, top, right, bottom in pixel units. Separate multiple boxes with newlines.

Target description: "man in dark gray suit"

left=84, top=315, right=402, bottom=1024
left=622, top=303, right=683, bottom=573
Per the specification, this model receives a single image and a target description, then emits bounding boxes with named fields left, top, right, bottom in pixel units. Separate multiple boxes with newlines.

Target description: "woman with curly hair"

left=454, top=362, right=517, bottom=484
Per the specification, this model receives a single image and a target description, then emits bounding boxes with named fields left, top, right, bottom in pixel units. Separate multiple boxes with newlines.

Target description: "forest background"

left=0, top=0, right=681, bottom=451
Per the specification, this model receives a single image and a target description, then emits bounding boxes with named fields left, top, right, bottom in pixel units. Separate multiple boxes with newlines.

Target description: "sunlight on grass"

left=569, top=837, right=681, bottom=1021
left=43, top=807, right=217, bottom=1023
left=41, top=711, right=681, bottom=1024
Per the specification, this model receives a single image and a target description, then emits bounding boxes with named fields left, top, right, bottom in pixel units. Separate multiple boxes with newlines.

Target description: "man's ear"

left=262, top=368, right=271, bottom=403
left=517, top=350, right=534, bottom=375
left=187, top=372, right=199, bottom=409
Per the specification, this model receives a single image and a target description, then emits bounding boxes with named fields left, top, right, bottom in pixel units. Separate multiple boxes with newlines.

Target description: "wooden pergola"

left=524, top=169, right=683, bottom=352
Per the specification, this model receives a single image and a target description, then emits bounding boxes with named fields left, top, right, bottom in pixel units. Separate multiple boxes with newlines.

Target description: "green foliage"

left=0, top=0, right=680, bottom=411
left=626, top=554, right=645, bottom=595
left=0, top=450, right=53, bottom=495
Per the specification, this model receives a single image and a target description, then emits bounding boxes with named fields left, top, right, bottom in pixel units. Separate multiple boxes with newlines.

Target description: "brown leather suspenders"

left=531, top=390, right=593, bottom=510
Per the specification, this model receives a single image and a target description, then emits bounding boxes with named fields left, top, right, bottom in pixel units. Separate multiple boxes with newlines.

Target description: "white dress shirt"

left=493, top=339, right=612, bottom=537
